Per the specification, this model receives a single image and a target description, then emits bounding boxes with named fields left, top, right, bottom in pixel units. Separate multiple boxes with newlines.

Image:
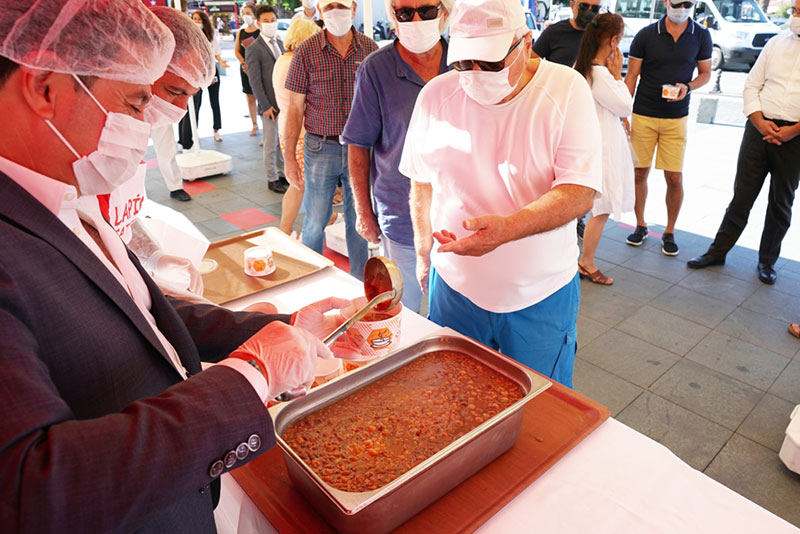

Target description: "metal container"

left=269, top=327, right=552, bottom=534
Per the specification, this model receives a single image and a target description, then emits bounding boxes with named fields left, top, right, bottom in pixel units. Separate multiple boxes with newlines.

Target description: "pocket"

left=305, top=134, right=323, bottom=153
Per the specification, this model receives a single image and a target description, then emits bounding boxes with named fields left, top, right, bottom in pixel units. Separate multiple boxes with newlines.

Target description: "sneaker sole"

left=626, top=235, right=647, bottom=246
left=661, top=247, right=679, bottom=256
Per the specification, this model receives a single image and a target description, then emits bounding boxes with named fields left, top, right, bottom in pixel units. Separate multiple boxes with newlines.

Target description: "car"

left=277, top=18, right=292, bottom=41
left=620, top=22, right=634, bottom=74
left=524, top=8, right=543, bottom=41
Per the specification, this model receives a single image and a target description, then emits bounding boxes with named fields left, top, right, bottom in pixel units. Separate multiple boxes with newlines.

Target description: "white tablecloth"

left=214, top=264, right=798, bottom=534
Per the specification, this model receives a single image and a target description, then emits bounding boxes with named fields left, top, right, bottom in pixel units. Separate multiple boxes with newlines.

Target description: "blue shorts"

left=428, top=269, right=580, bottom=388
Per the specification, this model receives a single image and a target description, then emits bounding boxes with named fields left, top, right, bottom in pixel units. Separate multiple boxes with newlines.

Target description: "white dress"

left=589, top=65, right=635, bottom=220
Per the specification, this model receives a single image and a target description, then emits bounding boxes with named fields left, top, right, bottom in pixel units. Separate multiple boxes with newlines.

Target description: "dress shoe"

left=169, top=189, right=191, bottom=202
left=278, top=176, right=290, bottom=188
left=268, top=180, right=287, bottom=194
left=757, top=262, right=776, bottom=285
left=687, top=253, right=725, bottom=269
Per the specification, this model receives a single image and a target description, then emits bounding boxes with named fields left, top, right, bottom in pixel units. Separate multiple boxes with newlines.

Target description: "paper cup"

left=313, top=357, right=343, bottom=387
left=244, top=246, right=275, bottom=276
left=341, top=298, right=403, bottom=359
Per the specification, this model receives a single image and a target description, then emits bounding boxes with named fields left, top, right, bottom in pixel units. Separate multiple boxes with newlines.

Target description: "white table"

left=214, top=263, right=799, bottom=534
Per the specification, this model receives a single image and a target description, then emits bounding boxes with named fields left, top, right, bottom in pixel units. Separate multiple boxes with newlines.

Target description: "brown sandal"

left=788, top=323, right=800, bottom=339
left=578, top=264, right=613, bottom=285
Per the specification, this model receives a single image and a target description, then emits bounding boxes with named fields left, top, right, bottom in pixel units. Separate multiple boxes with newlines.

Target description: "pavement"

left=142, top=39, right=800, bottom=527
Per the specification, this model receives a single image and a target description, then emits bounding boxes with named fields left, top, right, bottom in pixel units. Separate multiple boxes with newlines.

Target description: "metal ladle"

left=275, top=257, right=403, bottom=402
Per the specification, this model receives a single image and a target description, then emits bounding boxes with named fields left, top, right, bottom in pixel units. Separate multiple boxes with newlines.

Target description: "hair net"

left=0, top=0, right=175, bottom=85
left=150, top=7, right=215, bottom=88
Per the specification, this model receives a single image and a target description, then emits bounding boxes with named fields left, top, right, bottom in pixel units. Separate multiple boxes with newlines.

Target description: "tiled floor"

left=144, top=129, right=800, bottom=527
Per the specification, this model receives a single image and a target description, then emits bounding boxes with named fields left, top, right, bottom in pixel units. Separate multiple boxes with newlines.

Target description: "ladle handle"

left=322, top=290, right=394, bottom=347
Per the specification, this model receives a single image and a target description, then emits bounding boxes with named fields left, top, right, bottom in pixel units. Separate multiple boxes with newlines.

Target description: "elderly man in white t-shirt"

left=400, top=0, right=602, bottom=387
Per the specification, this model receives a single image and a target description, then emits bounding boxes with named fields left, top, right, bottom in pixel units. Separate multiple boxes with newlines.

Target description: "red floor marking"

left=220, top=208, right=277, bottom=230
left=183, top=180, right=218, bottom=195
left=322, top=247, right=350, bottom=273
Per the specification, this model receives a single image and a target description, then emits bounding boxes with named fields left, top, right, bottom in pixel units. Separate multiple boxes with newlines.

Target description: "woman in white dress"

left=574, top=13, right=635, bottom=285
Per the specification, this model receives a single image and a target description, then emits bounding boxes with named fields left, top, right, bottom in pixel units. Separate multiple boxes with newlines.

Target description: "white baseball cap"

left=447, top=0, right=526, bottom=64
left=318, top=0, right=354, bottom=9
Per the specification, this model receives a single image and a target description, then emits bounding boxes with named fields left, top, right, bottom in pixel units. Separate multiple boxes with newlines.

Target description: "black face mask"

left=575, top=7, right=598, bottom=28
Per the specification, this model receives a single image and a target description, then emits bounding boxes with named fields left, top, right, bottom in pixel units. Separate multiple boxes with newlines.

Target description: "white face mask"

left=261, top=21, right=279, bottom=38
left=458, top=45, right=522, bottom=106
left=194, top=20, right=203, bottom=28
left=397, top=18, right=441, bottom=54
left=790, top=16, right=800, bottom=35
left=666, top=5, right=691, bottom=24
left=143, top=94, right=187, bottom=126
left=323, top=8, right=353, bottom=37
left=303, top=0, right=318, bottom=9
left=45, top=75, right=151, bottom=196
left=243, top=14, right=255, bottom=27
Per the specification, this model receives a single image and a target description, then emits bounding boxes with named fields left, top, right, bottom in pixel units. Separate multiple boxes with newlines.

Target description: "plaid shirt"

left=285, top=28, right=378, bottom=136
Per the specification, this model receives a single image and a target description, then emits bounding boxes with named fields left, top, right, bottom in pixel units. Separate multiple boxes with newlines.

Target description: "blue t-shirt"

left=629, top=18, right=712, bottom=118
left=342, top=39, right=450, bottom=246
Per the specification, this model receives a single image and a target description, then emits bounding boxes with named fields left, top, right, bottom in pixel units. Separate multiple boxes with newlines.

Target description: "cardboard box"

left=779, top=404, right=800, bottom=474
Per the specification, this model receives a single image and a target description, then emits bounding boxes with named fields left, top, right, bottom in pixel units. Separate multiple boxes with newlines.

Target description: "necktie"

left=269, top=39, right=280, bottom=59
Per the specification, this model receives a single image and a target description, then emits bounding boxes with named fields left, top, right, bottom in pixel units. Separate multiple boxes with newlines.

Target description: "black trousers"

left=708, top=118, right=800, bottom=265
left=178, top=77, right=222, bottom=149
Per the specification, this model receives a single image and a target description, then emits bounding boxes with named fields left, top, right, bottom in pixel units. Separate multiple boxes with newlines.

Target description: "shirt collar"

left=321, top=27, right=359, bottom=50
left=658, top=16, right=695, bottom=36
left=0, top=154, right=72, bottom=215
left=392, top=38, right=450, bottom=84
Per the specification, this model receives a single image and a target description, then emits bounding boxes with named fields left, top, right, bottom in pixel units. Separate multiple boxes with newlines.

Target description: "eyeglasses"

left=790, top=7, right=799, bottom=15
left=578, top=3, right=602, bottom=12
left=450, top=37, right=523, bottom=72
left=669, top=1, right=694, bottom=8
left=394, top=4, right=441, bottom=22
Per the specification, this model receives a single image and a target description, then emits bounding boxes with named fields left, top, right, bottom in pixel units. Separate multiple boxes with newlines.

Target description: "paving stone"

left=572, top=358, right=643, bottom=417
left=597, top=222, right=633, bottom=243
left=189, top=187, right=241, bottom=206
left=685, top=331, right=789, bottom=390
left=196, top=218, right=239, bottom=237
left=577, top=314, right=609, bottom=349
left=679, top=269, right=761, bottom=306
left=705, top=434, right=800, bottom=528
left=738, top=394, right=797, bottom=453
left=650, top=359, right=763, bottom=430
left=599, top=266, right=672, bottom=302
left=616, top=391, right=732, bottom=471
left=772, top=267, right=800, bottom=298
left=577, top=329, right=680, bottom=388
left=649, top=285, right=736, bottom=329
left=742, top=285, right=800, bottom=324
left=175, top=204, right=218, bottom=225
left=716, top=307, right=800, bottom=359
left=577, top=288, right=644, bottom=327
left=620, top=249, right=693, bottom=283
left=769, top=359, right=800, bottom=404
left=616, top=305, right=710, bottom=356
left=203, top=197, right=260, bottom=217
left=594, top=237, right=643, bottom=266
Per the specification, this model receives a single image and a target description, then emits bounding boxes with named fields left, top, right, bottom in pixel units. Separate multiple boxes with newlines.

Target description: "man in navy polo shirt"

left=343, top=0, right=454, bottom=313
left=624, top=0, right=711, bottom=256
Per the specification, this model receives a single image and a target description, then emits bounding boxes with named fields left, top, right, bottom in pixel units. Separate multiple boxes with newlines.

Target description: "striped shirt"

left=285, top=28, right=378, bottom=136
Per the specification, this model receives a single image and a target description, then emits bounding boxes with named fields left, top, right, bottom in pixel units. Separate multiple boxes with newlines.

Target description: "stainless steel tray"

left=268, top=327, right=552, bottom=534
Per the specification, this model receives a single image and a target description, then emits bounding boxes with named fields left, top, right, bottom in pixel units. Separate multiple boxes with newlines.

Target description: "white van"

left=613, top=0, right=778, bottom=70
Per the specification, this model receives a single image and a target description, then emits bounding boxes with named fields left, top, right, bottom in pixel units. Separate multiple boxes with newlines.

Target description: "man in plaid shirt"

left=282, top=0, right=378, bottom=279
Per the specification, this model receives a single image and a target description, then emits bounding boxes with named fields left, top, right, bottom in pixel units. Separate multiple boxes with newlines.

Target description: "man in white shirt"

left=293, top=0, right=322, bottom=21
left=0, top=1, right=346, bottom=530
left=687, top=2, right=800, bottom=285
left=400, top=0, right=602, bottom=387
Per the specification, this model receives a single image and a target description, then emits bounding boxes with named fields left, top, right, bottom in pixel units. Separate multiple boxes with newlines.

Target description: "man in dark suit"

left=247, top=4, right=288, bottom=194
left=0, top=1, right=346, bottom=531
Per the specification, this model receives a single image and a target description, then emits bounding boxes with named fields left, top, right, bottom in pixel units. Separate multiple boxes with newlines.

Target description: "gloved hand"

left=148, top=252, right=204, bottom=296
left=290, top=296, right=353, bottom=340
left=229, top=321, right=333, bottom=399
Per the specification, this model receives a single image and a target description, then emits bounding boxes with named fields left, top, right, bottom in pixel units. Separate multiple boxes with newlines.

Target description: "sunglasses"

left=578, top=3, right=602, bottom=12
left=450, top=36, right=524, bottom=72
left=669, top=1, right=694, bottom=7
left=394, top=4, right=441, bottom=22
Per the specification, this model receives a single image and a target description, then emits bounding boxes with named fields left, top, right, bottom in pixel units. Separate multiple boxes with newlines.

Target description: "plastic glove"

left=230, top=321, right=333, bottom=399
left=290, top=296, right=353, bottom=340
left=148, top=252, right=204, bottom=296
left=243, top=301, right=279, bottom=314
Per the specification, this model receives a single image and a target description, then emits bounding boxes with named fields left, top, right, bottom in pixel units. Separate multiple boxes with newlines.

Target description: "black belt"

left=762, top=117, right=796, bottom=127
left=308, top=132, right=340, bottom=143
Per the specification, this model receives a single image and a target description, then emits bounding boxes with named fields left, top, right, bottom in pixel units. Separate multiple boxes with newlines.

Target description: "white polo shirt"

left=399, top=60, right=602, bottom=313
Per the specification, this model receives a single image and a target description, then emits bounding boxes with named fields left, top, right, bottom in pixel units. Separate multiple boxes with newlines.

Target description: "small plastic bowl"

left=244, top=246, right=276, bottom=277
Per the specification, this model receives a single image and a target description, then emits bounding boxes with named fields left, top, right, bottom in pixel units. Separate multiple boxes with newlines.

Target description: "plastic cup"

left=244, top=246, right=275, bottom=277
left=662, top=84, right=680, bottom=99
left=340, top=297, right=403, bottom=363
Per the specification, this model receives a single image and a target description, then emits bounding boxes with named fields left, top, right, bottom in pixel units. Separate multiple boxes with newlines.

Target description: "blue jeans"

left=380, top=236, right=421, bottom=313
left=301, top=133, right=368, bottom=279
left=428, top=269, right=580, bottom=387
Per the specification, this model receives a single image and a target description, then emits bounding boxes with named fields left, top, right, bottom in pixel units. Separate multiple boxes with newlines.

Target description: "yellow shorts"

left=630, top=114, right=688, bottom=172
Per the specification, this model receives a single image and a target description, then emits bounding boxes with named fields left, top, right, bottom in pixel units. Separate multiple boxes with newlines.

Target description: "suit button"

left=209, top=460, right=224, bottom=478
left=236, top=442, right=249, bottom=460
left=247, top=433, right=262, bottom=452
left=224, top=450, right=237, bottom=468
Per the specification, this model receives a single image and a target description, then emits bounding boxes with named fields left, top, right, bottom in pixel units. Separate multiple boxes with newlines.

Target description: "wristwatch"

left=685, top=83, right=692, bottom=94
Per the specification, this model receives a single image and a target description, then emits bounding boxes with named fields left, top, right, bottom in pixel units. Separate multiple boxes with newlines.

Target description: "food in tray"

left=282, top=350, right=524, bottom=493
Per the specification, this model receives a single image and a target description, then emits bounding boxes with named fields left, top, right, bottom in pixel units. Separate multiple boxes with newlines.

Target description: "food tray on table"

left=200, top=227, right=333, bottom=305
left=232, top=332, right=610, bottom=534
